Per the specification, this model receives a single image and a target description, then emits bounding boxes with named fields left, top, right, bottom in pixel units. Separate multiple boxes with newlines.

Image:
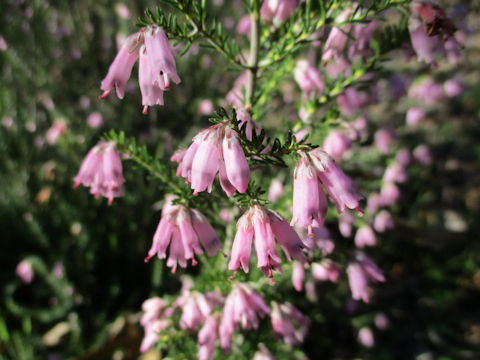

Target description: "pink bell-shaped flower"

left=100, top=32, right=140, bottom=99
left=261, top=0, right=300, bottom=27
left=291, top=153, right=328, bottom=236
left=138, top=45, right=164, bottom=114
left=354, top=225, right=377, bottom=248
left=16, top=259, right=34, bottom=284
left=229, top=205, right=306, bottom=284
left=309, top=148, right=363, bottom=215
left=73, top=141, right=125, bottom=205
left=219, top=284, right=270, bottom=353
left=294, top=59, right=324, bottom=99
left=322, top=8, right=353, bottom=64
left=347, top=253, right=385, bottom=303
left=145, top=198, right=222, bottom=272
left=175, top=123, right=251, bottom=196
left=271, top=302, right=310, bottom=346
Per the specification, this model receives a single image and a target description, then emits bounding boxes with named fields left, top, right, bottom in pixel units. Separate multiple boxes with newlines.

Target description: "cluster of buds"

left=145, top=197, right=222, bottom=272
left=172, top=123, right=250, bottom=196
left=100, top=25, right=180, bottom=113
left=73, top=141, right=125, bottom=205
left=229, top=204, right=307, bottom=284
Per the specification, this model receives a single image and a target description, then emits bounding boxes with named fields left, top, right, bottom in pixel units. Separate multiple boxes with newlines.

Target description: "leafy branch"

left=138, top=0, right=247, bottom=67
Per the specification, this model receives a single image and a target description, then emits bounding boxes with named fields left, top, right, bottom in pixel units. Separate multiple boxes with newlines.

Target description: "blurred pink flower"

left=16, top=260, right=34, bottom=284
left=73, top=141, right=125, bottom=205
left=358, top=327, right=375, bottom=348
left=413, top=144, right=433, bottom=165
left=46, top=120, right=67, bottom=145
left=219, top=284, right=270, bottom=353
left=197, top=99, right=214, bottom=115
left=406, top=107, right=425, bottom=128
left=354, top=225, right=377, bottom=248
left=86, top=112, right=103, bottom=128
left=271, top=302, right=310, bottom=346
left=347, top=253, right=385, bottom=303
left=268, top=179, right=284, bottom=203
left=322, top=130, right=351, bottom=161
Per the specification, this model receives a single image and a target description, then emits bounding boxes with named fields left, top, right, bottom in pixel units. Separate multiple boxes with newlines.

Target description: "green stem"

left=245, top=0, right=260, bottom=107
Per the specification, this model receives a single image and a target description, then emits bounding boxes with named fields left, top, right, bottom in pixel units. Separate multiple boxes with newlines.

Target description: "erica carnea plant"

left=68, top=0, right=464, bottom=358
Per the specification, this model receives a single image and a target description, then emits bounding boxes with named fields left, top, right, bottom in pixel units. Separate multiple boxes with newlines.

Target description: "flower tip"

left=191, top=258, right=198, bottom=266
left=356, top=207, right=364, bottom=216
left=144, top=254, right=153, bottom=263
left=142, top=106, right=149, bottom=115
left=108, top=198, right=114, bottom=206
left=100, top=90, right=110, bottom=100
left=193, top=191, right=199, bottom=196
left=228, top=270, right=237, bottom=282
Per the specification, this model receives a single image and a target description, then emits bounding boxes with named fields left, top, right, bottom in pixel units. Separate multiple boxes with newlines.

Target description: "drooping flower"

left=46, top=120, right=67, bottom=145
left=261, top=0, right=300, bottom=27
left=408, top=1, right=460, bottom=64
left=228, top=205, right=307, bottom=284
left=347, top=253, right=385, bottom=303
left=339, top=211, right=355, bottom=238
left=73, top=141, right=125, bottom=205
left=309, top=147, right=363, bottom=215
left=219, top=284, right=270, bottom=353
left=198, top=314, right=219, bottom=360
left=322, top=130, right=351, bottom=161
left=383, top=162, right=408, bottom=184
left=294, top=59, right=324, bottom=99
left=374, top=210, right=394, bottom=233
left=354, top=225, right=377, bottom=248
left=139, top=297, right=173, bottom=352
left=380, top=182, right=400, bottom=207
left=138, top=44, right=164, bottom=114
left=16, top=259, right=34, bottom=284
left=100, top=32, right=141, bottom=100
left=311, top=259, right=340, bottom=283
left=292, top=261, right=305, bottom=292
left=300, top=225, right=335, bottom=255
left=175, top=123, right=250, bottom=196
left=322, top=8, right=354, bottom=64
left=348, top=21, right=377, bottom=60
left=291, top=153, right=328, bottom=236
left=145, top=198, right=222, bottom=272
left=100, top=25, right=180, bottom=112
left=271, top=302, right=310, bottom=346
left=143, top=25, right=181, bottom=90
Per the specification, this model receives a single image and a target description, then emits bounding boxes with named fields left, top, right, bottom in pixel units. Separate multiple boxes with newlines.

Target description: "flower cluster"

left=140, top=282, right=309, bottom=358
left=145, top=198, right=222, bottom=272
left=100, top=25, right=180, bottom=113
left=229, top=204, right=307, bottom=284
left=73, top=141, right=125, bottom=205
left=172, top=123, right=250, bottom=196
left=292, top=148, right=363, bottom=236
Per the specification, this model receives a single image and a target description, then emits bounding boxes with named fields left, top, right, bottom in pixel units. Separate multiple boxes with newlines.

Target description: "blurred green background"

left=1, top=0, right=480, bottom=359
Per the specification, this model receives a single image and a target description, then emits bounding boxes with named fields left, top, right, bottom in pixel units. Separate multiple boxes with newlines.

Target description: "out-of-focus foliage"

left=0, top=0, right=480, bottom=359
